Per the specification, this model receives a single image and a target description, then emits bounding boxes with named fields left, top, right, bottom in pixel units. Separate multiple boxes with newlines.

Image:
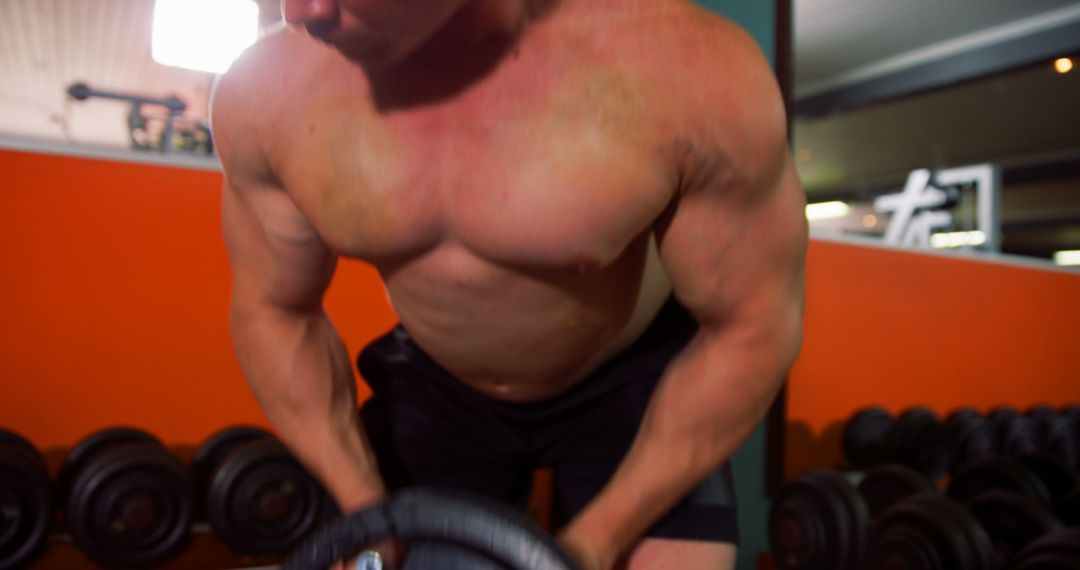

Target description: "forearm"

left=565, top=324, right=798, bottom=564
left=230, top=302, right=385, bottom=512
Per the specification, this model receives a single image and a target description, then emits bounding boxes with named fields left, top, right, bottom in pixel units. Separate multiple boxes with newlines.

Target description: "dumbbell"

left=57, top=427, right=192, bottom=567
left=946, top=454, right=1078, bottom=564
left=946, top=407, right=997, bottom=472
left=0, top=429, right=52, bottom=570
left=285, top=487, right=580, bottom=570
left=1027, top=404, right=1080, bottom=470
left=1013, top=527, right=1080, bottom=569
left=988, top=406, right=1042, bottom=457
left=193, top=426, right=330, bottom=556
left=768, top=464, right=992, bottom=570
left=842, top=406, right=949, bottom=479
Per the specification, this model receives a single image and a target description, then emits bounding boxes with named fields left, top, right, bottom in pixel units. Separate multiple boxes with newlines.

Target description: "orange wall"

left=0, top=149, right=396, bottom=452
left=785, top=237, right=1080, bottom=477
left=4, top=149, right=1078, bottom=479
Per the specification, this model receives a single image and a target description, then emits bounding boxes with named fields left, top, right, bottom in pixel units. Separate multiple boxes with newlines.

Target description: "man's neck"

left=364, top=0, right=548, bottom=110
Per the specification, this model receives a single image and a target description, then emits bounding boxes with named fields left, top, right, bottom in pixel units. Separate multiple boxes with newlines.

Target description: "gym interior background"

left=1, top=0, right=1078, bottom=568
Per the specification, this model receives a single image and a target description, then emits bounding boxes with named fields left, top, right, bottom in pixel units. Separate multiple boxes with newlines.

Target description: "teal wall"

left=696, top=0, right=776, bottom=65
left=693, top=2, right=778, bottom=569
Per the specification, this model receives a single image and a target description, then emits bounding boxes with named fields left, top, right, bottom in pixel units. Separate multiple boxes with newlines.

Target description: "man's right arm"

left=213, top=60, right=386, bottom=512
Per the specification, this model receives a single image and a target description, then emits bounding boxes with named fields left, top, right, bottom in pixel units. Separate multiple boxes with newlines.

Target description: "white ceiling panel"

left=795, top=0, right=1080, bottom=95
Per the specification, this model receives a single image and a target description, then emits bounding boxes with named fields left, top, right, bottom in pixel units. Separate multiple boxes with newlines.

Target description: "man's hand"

left=558, top=527, right=612, bottom=570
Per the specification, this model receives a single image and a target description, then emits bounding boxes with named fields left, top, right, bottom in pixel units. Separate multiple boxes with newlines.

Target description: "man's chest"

left=270, top=63, right=684, bottom=270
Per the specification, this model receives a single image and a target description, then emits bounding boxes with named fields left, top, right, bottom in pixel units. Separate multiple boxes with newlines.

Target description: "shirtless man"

left=212, top=0, right=806, bottom=568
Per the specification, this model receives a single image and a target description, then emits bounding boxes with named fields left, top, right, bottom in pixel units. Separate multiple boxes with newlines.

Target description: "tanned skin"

left=213, top=0, right=807, bottom=568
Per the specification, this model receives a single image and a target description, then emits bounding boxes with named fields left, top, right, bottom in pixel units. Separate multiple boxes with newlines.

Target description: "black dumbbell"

left=769, top=470, right=870, bottom=570
left=1012, top=527, right=1080, bottom=570
left=0, top=429, right=52, bottom=570
left=946, top=407, right=996, bottom=472
left=285, top=488, right=580, bottom=570
left=57, top=427, right=192, bottom=568
left=193, top=426, right=329, bottom=556
left=988, top=406, right=1041, bottom=457
left=962, top=490, right=1062, bottom=565
left=768, top=464, right=987, bottom=570
left=1027, top=405, right=1080, bottom=470
left=842, top=406, right=949, bottom=479
left=865, top=492, right=1003, bottom=570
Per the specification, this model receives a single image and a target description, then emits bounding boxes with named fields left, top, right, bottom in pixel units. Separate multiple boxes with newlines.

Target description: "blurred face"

left=282, top=0, right=469, bottom=68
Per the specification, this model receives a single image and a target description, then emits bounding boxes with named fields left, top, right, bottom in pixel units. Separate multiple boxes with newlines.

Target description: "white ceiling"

left=794, top=0, right=1080, bottom=97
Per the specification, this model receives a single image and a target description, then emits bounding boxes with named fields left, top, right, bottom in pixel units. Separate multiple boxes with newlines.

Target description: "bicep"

left=657, top=153, right=807, bottom=346
left=221, top=178, right=337, bottom=313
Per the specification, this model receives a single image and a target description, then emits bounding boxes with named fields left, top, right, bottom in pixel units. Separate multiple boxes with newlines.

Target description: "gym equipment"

left=842, top=406, right=948, bottom=478
left=1027, top=406, right=1079, bottom=469
left=865, top=492, right=1003, bottom=570
left=285, top=487, right=580, bottom=570
left=946, top=407, right=996, bottom=472
left=193, top=426, right=329, bottom=556
left=58, top=427, right=191, bottom=568
left=988, top=406, right=1040, bottom=457
left=1062, top=484, right=1080, bottom=526
left=856, top=463, right=936, bottom=518
left=963, top=490, right=1062, bottom=564
left=947, top=456, right=1051, bottom=505
left=891, top=407, right=949, bottom=479
left=1013, top=453, right=1079, bottom=520
left=768, top=470, right=871, bottom=570
left=842, top=407, right=894, bottom=469
left=1012, top=527, right=1080, bottom=569
left=0, top=429, right=52, bottom=569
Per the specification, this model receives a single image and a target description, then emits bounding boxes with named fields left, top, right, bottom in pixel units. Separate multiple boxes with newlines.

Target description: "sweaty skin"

left=214, top=0, right=807, bottom=568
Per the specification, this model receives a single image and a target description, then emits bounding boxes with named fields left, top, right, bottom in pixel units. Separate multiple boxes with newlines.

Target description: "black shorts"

left=357, top=297, right=739, bottom=544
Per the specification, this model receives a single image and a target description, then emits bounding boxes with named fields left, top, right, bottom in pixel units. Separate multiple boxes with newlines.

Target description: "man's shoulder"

left=211, top=28, right=307, bottom=130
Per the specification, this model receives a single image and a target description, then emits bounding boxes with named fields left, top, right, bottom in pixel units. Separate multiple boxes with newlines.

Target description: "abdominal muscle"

left=378, top=234, right=674, bottom=402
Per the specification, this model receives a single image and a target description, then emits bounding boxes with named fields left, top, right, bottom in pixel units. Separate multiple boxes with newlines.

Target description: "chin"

left=333, top=38, right=412, bottom=71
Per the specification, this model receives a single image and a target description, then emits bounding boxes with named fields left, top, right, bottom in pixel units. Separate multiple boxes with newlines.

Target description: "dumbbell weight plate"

left=1013, top=453, right=1079, bottom=504
left=946, top=408, right=996, bottom=473
left=57, top=427, right=159, bottom=508
left=947, top=456, right=1051, bottom=505
left=1061, top=485, right=1080, bottom=526
left=0, top=430, right=51, bottom=570
left=207, top=438, right=326, bottom=555
left=1012, top=527, right=1080, bottom=570
left=964, top=490, right=1062, bottom=564
left=843, top=407, right=895, bottom=469
left=988, top=407, right=1040, bottom=456
left=867, top=492, right=1004, bottom=570
left=856, top=463, right=936, bottom=518
left=192, top=426, right=273, bottom=515
left=285, top=487, right=581, bottom=570
left=768, top=470, right=870, bottom=570
left=66, top=442, right=192, bottom=567
left=892, top=408, right=949, bottom=480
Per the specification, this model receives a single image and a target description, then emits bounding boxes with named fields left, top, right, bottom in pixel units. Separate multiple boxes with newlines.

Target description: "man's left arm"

left=561, top=40, right=808, bottom=567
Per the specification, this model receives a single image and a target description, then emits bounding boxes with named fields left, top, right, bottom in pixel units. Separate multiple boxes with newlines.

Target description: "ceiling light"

left=805, top=201, right=851, bottom=221
left=1053, top=250, right=1080, bottom=266
left=152, top=0, right=260, bottom=74
left=930, top=231, right=986, bottom=249
left=1054, top=57, right=1074, bottom=74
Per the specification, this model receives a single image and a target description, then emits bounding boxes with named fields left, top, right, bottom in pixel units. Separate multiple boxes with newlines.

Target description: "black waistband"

left=358, top=296, right=699, bottom=419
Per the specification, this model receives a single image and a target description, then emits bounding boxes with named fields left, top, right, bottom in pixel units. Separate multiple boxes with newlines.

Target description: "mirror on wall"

left=792, top=0, right=1080, bottom=266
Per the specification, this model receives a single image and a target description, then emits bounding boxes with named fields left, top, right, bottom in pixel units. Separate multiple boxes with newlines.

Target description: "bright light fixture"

left=1053, top=250, right=1080, bottom=266
left=930, top=231, right=987, bottom=249
left=1054, top=57, right=1074, bottom=75
left=805, top=201, right=851, bottom=221
left=152, top=0, right=259, bottom=74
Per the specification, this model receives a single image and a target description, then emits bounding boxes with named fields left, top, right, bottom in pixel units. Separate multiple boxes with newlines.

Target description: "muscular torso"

left=232, top=1, right=731, bottom=401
